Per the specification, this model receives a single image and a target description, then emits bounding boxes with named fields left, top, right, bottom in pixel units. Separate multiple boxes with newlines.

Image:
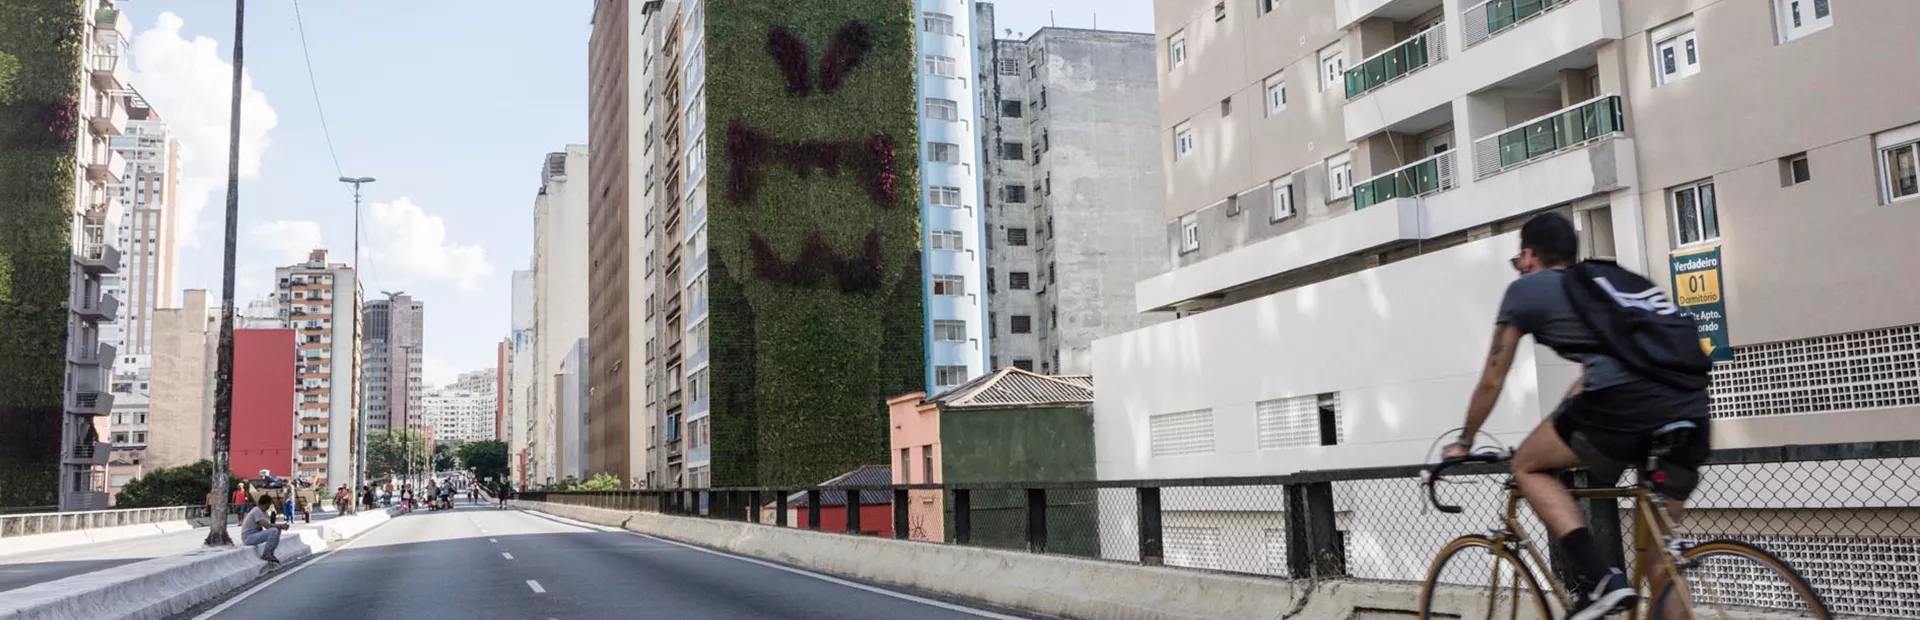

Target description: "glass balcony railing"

left=1345, top=23, right=1448, bottom=100
left=1464, top=0, right=1574, bottom=47
left=1471, top=94, right=1623, bottom=179
left=1354, top=150, right=1459, bottom=209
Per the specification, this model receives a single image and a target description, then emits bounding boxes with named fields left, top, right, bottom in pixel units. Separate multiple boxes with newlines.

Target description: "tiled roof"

left=783, top=465, right=894, bottom=507
left=930, top=367, right=1094, bottom=409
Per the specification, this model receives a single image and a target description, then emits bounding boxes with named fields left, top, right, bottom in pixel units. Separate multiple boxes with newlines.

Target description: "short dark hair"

left=1520, top=212, right=1579, bottom=266
left=257, top=495, right=276, bottom=507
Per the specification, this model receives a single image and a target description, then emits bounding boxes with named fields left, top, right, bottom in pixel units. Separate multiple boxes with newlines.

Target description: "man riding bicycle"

left=1443, top=213, right=1713, bottom=620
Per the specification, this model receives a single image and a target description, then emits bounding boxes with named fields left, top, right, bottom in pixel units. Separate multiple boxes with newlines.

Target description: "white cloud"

left=421, top=354, right=460, bottom=389
left=364, top=198, right=493, bottom=291
left=245, top=220, right=326, bottom=264
left=129, top=12, right=279, bottom=250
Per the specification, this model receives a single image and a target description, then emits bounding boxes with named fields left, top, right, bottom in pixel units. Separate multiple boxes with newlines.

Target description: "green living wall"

left=704, top=0, right=924, bottom=487
left=0, top=0, right=82, bottom=508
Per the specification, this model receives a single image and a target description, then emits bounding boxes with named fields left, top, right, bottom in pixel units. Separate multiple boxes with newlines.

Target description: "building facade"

left=558, top=340, right=589, bottom=480
left=103, top=91, right=179, bottom=359
left=1090, top=0, right=1920, bottom=583
left=421, top=387, right=495, bottom=444
left=361, top=293, right=424, bottom=433
left=977, top=18, right=1170, bottom=375
left=586, top=0, right=637, bottom=487
left=231, top=329, right=297, bottom=480
left=274, top=250, right=361, bottom=488
left=144, top=289, right=216, bottom=472
left=507, top=269, right=535, bottom=485
left=918, top=0, right=990, bottom=392
left=528, top=147, right=590, bottom=487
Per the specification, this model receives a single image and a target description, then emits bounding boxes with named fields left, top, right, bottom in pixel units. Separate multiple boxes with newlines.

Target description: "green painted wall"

left=939, top=405, right=1098, bottom=557
left=0, top=0, right=83, bottom=508
left=703, top=0, right=924, bottom=487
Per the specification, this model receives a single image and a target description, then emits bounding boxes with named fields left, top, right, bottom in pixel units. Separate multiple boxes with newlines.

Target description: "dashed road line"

left=501, top=552, right=514, bottom=560
left=526, top=580, right=546, bottom=594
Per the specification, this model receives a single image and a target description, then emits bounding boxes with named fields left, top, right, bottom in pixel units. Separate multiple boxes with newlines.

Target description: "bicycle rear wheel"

left=1652, top=539, right=1831, bottom=619
left=1419, top=535, right=1556, bottom=620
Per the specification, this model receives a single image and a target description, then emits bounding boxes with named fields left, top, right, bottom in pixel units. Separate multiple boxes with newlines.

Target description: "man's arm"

left=1458, top=324, right=1525, bottom=445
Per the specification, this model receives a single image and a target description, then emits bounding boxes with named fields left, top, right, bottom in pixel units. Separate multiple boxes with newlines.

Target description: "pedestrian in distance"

left=242, top=495, right=289, bottom=563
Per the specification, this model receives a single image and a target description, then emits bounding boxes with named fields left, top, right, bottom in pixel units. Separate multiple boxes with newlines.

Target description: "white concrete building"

left=527, top=146, right=590, bottom=487
left=103, top=91, right=179, bottom=359
left=507, top=269, right=536, bottom=486
left=421, top=388, right=494, bottom=444
left=558, top=340, right=589, bottom=480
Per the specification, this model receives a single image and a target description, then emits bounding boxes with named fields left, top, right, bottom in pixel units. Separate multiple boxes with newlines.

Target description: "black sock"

left=1557, top=527, right=1612, bottom=590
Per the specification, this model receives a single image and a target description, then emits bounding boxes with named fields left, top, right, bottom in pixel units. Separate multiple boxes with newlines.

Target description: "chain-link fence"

left=525, top=440, right=1920, bottom=618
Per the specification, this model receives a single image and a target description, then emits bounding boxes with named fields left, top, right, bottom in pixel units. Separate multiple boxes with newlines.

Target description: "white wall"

left=1094, top=232, right=1577, bottom=481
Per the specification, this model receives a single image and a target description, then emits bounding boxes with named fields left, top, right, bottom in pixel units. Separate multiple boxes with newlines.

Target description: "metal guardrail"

left=1471, top=93, right=1623, bottom=179
left=1463, top=0, right=1575, bottom=48
left=1354, top=150, right=1457, bottom=209
left=1344, top=23, right=1448, bottom=99
left=527, top=440, right=1920, bottom=619
left=0, top=505, right=213, bottom=539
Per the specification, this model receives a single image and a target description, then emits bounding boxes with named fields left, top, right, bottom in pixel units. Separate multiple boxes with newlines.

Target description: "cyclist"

left=1443, top=212, right=1712, bottom=620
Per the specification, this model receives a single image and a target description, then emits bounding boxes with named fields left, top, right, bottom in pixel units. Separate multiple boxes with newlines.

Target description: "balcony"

left=88, top=94, right=128, bottom=137
left=69, top=341, right=116, bottom=367
left=1463, top=0, right=1575, bottom=48
left=75, top=291, right=120, bottom=322
left=86, top=148, right=126, bottom=185
left=1345, top=24, right=1448, bottom=100
left=69, top=390, right=115, bottom=416
left=1471, top=94, right=1623, bottom=180
left=90, top=10, right=132, bottom=91
left=1135, top=197, right=1425, bottom=312
left=77, top=238, right=121, bottom=275
left=65, top=442, right=111, bottom=466
left=1355, top=150, right=1459, bottom=209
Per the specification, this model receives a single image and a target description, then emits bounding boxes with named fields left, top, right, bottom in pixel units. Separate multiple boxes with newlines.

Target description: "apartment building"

left=1091, top=0, right=1920, bottom=586
left=104, top=91, right=180, bottom=359
left=558, top=340, right=589, bottom=480
left=274, top=250, right=361, bottom=488
left=421, top=386, right=496, bottom=444
left=586, top=0, right=638, bottom=486
left=144, top=289, right=216, bottom=472
left=361, top=293, right=424, bottom=433
left=526, top=147, right=590, bottom=487
left=593, top=0, right=925, bottom=489
left=919, top=0, right=991, bottom=392
left=507, top=269, right=535, bottom=485
left=977, top=16, right=1170, bottom=375
left=105, top=355, right=150, bottom=494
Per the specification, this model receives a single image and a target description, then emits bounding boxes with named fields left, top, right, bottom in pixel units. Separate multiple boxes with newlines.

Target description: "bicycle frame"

left=1489, top=481, right=1692, bottom=620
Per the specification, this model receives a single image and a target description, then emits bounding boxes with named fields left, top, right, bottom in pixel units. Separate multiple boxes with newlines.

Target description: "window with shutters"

left=1007, top=228, right=1029, bottom=246
left=1011, top=315, right=1032, bottom=334
left=1000, top=100, right=1023, bottom=118
left=1004, top=185, right=1027, bottom=203
left=1009, top=271, right=1031, bottom=290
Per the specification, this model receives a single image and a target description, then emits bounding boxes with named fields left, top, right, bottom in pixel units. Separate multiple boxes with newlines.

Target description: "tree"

left=455, top=440, right=508, bottom=484
left=431, top=442, right=457, bottom=473
left=366, top=430, right=429, bottom=480
left=117, top=460, right=243, bottom=509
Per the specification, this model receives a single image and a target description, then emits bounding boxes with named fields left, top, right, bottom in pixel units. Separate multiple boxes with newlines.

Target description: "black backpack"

left=1560, top=260, right=1713, bottom=391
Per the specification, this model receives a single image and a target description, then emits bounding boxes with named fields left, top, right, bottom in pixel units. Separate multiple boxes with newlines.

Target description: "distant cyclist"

left=1444, top=212, right=1713, bottom=620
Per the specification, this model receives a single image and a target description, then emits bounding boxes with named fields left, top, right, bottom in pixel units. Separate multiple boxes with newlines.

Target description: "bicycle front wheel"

left=1419, top=535, right=1555, bottom=620
left=1652, top=539, right=1831, bottom=620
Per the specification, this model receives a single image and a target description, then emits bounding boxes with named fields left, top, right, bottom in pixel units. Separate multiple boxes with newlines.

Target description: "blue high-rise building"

left=915, top=0, right=991, bottom=393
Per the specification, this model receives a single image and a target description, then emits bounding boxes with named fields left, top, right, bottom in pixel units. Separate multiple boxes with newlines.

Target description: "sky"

left=118, top=0, right=1151, bottom=387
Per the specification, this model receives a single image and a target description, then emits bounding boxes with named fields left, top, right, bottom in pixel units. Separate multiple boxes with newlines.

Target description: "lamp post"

left=338, top=176, right=374, bottom=493
left=205, top=0, right=246, bottom=547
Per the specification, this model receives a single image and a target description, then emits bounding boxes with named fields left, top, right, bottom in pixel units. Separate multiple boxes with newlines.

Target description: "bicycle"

left=1417, top=421, right=1831, bottom=619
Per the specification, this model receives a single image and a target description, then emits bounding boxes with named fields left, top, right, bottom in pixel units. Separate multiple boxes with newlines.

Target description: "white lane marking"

left=501, top=552, right=514, bottom=560
left=526, top=579, right=546, bottom=593
left=525, top=511, right=1025, bottom=619
left=489, top=538, right=498, bottom=543
left=187, top=516, right=396, bottom=619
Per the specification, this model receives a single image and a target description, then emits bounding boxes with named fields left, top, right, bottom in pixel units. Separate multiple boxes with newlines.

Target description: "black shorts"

left=1550, top=381, right=1712, bottom=501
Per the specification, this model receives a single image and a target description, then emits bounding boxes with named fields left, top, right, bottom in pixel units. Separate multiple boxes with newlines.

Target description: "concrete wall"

left=231, top=329, right=295, bottom=479
left=144, top=290, right=213, bottom=471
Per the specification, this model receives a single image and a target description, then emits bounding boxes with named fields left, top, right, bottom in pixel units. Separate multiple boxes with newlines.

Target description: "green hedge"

left=0, top=0, right=83, bottom=508
left=705, top=0, right=923, bottom=488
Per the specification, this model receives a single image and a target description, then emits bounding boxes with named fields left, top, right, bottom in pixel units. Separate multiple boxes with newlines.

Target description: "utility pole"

left=339, top=176, right=374, bottom=493
left=206, top=0, right=245, bottom=547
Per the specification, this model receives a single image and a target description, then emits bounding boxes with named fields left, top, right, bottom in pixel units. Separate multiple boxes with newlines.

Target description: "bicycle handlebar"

left=1423, top=452, right=1507, bottom=514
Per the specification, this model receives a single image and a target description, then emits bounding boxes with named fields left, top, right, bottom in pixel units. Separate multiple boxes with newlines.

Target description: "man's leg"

left=1512, top=422, right=1616, bottom=593
left=242, top=529, right=282, bottom=558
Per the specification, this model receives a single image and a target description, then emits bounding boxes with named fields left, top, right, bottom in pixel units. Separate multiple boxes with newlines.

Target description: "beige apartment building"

left=274, top=250, right=362, bottom=488
left=144, top=289, right=216, bottom=472
left=1088, top=0, right=1920, bottom=597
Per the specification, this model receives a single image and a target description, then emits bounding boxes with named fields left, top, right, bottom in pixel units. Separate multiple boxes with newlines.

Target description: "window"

left=931, top=229, right=964, bottom=251
left=1012, top=359, right=1035, bottom=371
left=1670, top=180, right=1720, bottom=245
left=923, top=446, right=934, bottom=484
left=923, top=12, right=955, bottom=35
left=1009, top=271, right=1031, bottom=290
left=1880, top=128, right=1920, bottom=202
left=1220, top=97, right=1232, bottom=117
left=1781, top=154, right=1811, bottom=186
left=930, top=186, right=962, bottom=207
left=933, top=275, right=966, bottom=296
left=935, top=365, right=968, bottom=387
left=930, top=142, right=960, bottom=163
left=1775, top=0, right=1832, bottom=41
left=1326, top=153, right=1353, bottom=200
left=1004, top=185, right=1027, bottom=203
left=925, top=98, right=959, bottom=121
left=1011, top=315, right=1033, bottom=334
left=1007, top=228, right=1029, bottom=246
left=1038, top=87, right=1047, bottom=109
left=1175, top=122, right=1195, bottom=160
left=1319, top=45, right=1345, bottom=91
left=1000, top=100, right=1023, bottom=118
left=1256, top=0, right=1277, bottom=16
left=1168, top=31, right=1187, bottom=69
left=900, top=448, right=912, bottom=481
left=924, top=55, right=957, bottom=77
left=1264, top=75, right=1287, bottom=116
left=1042, top=129, right=1050, bottom=152
left=999, top=141, right=1026, bottom=160
left=997, top=58, right=1018, bottom=75
left=1654, top=21, right=1701, bottom=85
left=1181, top=217, right=1200, bottom=253
left=1225, top=194, right=1242, bottom=217
left=1271, top=176, right=1296, bottom=220
left=934, top=320, right=966, bottom=342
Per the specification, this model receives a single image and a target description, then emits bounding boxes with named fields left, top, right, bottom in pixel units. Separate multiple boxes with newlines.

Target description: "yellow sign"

left=1699, top=338, right=1715, bottom=357
left=1675, top=268, right=1721, bottom=306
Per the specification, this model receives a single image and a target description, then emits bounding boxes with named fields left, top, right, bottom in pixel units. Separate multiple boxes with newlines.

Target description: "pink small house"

left=887, top=392, right=944, bottom=542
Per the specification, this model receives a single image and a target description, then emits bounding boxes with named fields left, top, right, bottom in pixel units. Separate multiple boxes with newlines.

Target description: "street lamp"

left=338, top=176, right=374, bottom=493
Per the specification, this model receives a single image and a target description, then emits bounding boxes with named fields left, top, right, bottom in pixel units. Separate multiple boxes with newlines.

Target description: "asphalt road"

left=190, top=504, right=1033, bottom=620
left=0, top=506, right=341, bottom=594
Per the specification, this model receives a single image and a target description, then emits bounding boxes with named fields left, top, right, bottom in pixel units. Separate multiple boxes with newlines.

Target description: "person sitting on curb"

left=242, top=495, right=290, bottom=563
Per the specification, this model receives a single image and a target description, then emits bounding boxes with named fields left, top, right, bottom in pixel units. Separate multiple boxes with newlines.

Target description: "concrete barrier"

left=0, top=508, right=398, bottom=620
left=0, top=519, right=211, bottom=558
left=513, top=500, right=1479, bottom=620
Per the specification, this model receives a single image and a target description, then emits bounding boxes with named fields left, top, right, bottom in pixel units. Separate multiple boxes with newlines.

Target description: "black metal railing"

left=521, top=440, right=1920, bottom=618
